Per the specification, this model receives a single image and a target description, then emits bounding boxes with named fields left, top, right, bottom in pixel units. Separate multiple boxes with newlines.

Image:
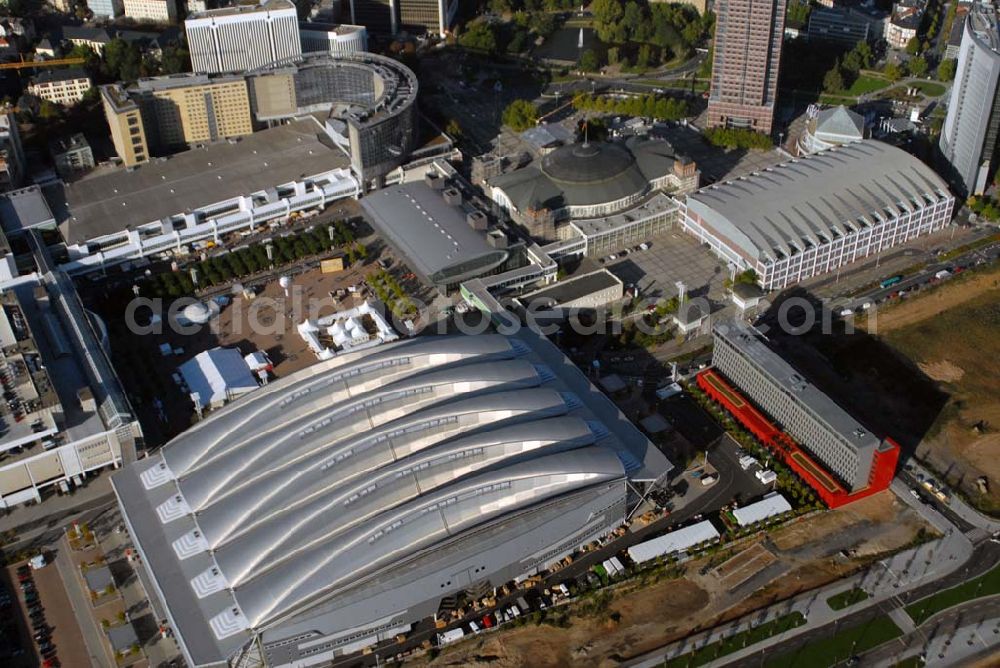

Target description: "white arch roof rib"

left=194, top=388, right=576, bottom=548
left=163, top=334, right=524, bottom=476
left=111, top=332, right=673, bottom=667
left=210, top=416, right=600, bottom=586
left=174, top=359, right=548, bottom=511
left=684, top=140, right=952, bottom=261
left=235, top=448, right=625, bottom=628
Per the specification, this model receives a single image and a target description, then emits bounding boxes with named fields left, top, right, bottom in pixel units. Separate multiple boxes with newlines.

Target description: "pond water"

left=535, top=27, right=601, bottom=63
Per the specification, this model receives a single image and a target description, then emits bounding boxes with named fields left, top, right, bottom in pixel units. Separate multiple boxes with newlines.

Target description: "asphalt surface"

left=859, top=596, right=1000, bottom=667
left=722, top=541, right=1000, bottom=668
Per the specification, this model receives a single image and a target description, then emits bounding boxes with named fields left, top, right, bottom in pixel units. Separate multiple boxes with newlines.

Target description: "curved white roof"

left=114, top=332, right=671, bottom=666
left=685, top=140, right=952, bottom=263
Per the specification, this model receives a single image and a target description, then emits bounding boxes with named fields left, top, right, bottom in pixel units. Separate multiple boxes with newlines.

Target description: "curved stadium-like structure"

left=113, top=332, right=672, bottom=667
left=248, top=51, right=419, bottom=185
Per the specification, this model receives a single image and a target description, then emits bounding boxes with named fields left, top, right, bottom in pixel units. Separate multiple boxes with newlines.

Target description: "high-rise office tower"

left=347, top=0, right=457, bottom=37
left=706, top=0, right=786, bottom=135
left=939, top=3, right=1000, bottom=198
left=185, top=0, right=301, bottom=74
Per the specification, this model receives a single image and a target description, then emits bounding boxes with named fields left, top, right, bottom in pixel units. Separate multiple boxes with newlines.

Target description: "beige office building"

left=136, top=76, right=253, bottom=150
left=101, top=85, right=149, bottom=167
left=101, top=74, right=253, bottom=164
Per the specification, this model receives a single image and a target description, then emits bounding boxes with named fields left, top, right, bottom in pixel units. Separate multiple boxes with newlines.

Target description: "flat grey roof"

left=0, top=187, right=56, bottom=235
left=83, top=565, right=114, bottom=593
left=50, top=119, right=350, bottom=245
left=572, top=192, right=679, bottom=239
left=106, top=624, right=139, bottom=653
left=360, top=181, right=506, bottom=284
left=685, top=140, right=952, bottom=263
left=519, top=269, right=620, bottom=306
left=714, top=319, right=881, bottom=453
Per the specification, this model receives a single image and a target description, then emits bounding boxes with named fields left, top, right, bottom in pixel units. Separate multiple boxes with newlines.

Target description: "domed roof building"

left=488, top=136, right=699, bottom=241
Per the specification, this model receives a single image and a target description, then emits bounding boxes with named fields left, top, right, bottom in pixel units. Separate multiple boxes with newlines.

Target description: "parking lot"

left=606, top=229, right=729, bottom=303
left=4, top=558, right=90, bottom=668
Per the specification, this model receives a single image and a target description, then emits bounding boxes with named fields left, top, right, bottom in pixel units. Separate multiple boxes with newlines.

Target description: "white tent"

left=627, top=520, right=719, bottom=564
left=732, top=493, right=792, bottom=526
left=179, top=347, right=258, bottom=410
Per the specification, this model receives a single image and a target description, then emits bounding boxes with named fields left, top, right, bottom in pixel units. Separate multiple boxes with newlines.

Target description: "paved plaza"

left=606, top=229, right=729, bottom=304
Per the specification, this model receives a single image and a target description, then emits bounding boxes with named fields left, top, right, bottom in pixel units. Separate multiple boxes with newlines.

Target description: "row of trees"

left=370, top=270, right=417, bottom=319
left=68, top=38, right=190, bottom=84
left=590, top=0, right=714, bottom=61
left=703, top=127, right=773, bottom=150
left=967, top=195, right=1000, bottom=222
left=145, top=222, right=358, bottom=298
left=487, top=0, right=576, bottom=13
left=571, top=92, right=691, bottom=121
left=457, top=10, right=559, bottom=56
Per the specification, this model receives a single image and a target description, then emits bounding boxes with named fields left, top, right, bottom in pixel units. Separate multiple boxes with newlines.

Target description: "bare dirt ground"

left=867, top=266, right=1000, bottom=512
left=715, top=544, right=777, bottom=591
left=867, top=266, right=1000, bottom=335
left=418, top=492, right=932, bottom=667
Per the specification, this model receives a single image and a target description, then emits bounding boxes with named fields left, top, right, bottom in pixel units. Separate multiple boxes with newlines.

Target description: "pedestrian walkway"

left=54, top=535, right=111, bottom=667
left=626, top=482, right=974, bottom=668
left=889, top=607, right=915, bottom=634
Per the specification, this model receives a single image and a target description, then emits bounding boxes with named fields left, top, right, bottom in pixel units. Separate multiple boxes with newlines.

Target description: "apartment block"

left=28, top=68, right=92, bottom=106
left=123, top=0, right=178, bottom=23
left=101, top=85, right=150, bottom=167
left=50, top=133, right=95, bottom=177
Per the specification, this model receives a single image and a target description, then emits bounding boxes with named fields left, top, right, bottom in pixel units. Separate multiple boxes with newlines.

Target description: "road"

left=840, top=237, right=1000, bottom=312
left=862, top=596, right=1000, bottom=667
left=625, top=476, right=998, bottom=668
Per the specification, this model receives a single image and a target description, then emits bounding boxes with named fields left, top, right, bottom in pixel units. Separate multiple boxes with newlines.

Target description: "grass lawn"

left=893, top=656, right=924, bottom=668
left=905, top=562, right=1000, bottom=625
left=827, top=588, right=870, bottom=611
left=909, top=80, right=947, bottom=97
left=662, top=612, right=806, bottom=668
left=844, top=75, right=892, bottom=96
left=764, top=616, right=902, bottom=667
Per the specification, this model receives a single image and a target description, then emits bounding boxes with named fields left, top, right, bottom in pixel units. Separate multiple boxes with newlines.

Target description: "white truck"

left=437, top=628, right=465, bottom=646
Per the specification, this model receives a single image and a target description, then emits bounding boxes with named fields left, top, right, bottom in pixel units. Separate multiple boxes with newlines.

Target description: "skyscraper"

left=706, top=0, right=786, bottom=135
left=185, top=0, right=301, bottom=75
left=939, top=3, right=1000, bottom=198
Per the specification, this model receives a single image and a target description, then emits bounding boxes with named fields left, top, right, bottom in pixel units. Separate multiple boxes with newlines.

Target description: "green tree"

left=38, top=99, right=61, bottom=120
left=937, top=58, right=957, bottom=81
left=823, top=63, right=845, bottom=93
left=502, top=99, right=538, bottom=131
left=458, top=22, right=497, bottom=53
left=883, top=62, right=904, bottom=81
left=444, top=118, right=463, bottom=141
left=786, top=0, right=811, bottom=26
left=905, top=36, right=921, bottom=56
left=160, top=44, right=190, bottom=75
left=579, top=48, right=600, bottom=71
left=908, top=56, right=928, bottom=77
